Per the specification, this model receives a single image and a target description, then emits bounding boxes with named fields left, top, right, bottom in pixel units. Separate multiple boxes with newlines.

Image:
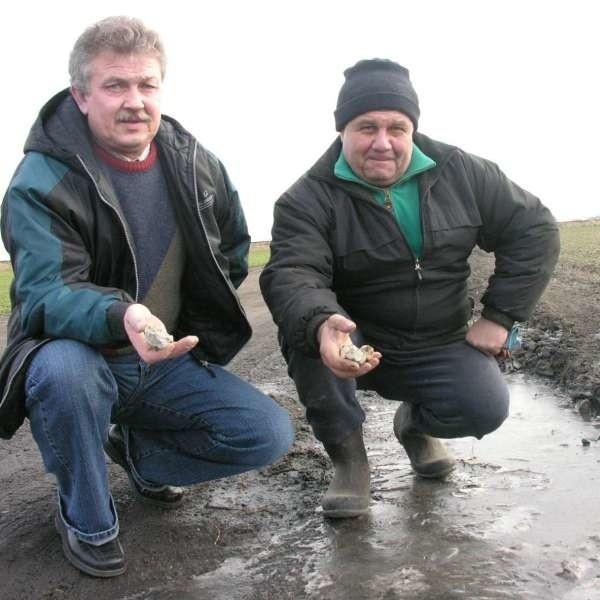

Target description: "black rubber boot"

left=321, top=428, right=370, bottom=518
left=393, top=402, right=456, bottom=479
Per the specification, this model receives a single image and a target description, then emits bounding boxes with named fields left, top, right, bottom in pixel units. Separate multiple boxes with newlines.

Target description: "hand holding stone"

left=123, top=303, right=198, bottom=364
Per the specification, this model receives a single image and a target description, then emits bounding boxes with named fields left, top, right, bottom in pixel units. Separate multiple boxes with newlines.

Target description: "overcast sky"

left=1, top=0, right=597, bottom=261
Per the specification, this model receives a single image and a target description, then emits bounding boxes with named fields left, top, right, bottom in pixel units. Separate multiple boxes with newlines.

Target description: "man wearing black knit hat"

left=260, top=58, right=560, bottom=518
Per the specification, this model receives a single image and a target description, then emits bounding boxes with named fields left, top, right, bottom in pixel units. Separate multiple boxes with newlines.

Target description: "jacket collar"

left=333, top=143, right=436, bottom=189
left=308, top=132, right=459, bottom=192
left=24, top=89, right=95, bottom=169
left=24, top=89, right=194, bottom=174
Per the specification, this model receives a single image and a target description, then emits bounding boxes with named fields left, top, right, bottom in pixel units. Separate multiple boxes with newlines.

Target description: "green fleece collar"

left=334, top=143, right=436, bottom=189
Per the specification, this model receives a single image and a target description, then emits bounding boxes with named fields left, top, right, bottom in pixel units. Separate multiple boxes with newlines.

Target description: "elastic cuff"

left=305, top=314, right=333, bottom=355
left=481, top=306, right=514, bottom=330
left=106, top=301, right=131, bottom=340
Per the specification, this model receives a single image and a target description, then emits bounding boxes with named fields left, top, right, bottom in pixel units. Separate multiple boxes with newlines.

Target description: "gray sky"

left=1, top=0, right=597, bottom=261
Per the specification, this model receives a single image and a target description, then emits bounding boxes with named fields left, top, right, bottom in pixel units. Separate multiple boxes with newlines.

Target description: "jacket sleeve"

left=210, top=156, right=250, bottom=289
left=1, top=154, right=132, bottom=344
left=259, top=183, right=345, bottom=356
left=463, top=153, right=560, bottom=328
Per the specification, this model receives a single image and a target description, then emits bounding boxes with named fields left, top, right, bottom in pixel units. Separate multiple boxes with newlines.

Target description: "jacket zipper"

left=412, top=177, right=431, bottom=332
left=414, top=258, right=423, bottom=280
left=76, top=155, right=140, bottom=301
left=382, top=187, right=423, bottom=282
left=380, top=187, right=424, bottom=331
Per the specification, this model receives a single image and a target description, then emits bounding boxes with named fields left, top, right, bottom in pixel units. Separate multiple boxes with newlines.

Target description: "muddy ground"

left=469, top=246, right=600, bottom=412
left=0, top=247, right=598, bottom=599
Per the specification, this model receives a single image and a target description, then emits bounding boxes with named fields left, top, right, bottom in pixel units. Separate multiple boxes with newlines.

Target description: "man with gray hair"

left=1, top=16, right=293, bottom=577
left=260, top=58, right=559, bottom=519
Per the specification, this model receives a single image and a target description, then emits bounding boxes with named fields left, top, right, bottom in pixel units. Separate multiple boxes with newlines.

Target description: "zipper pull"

left=384, top=189, right=393, bottom=211
left=201, top=360, right=216, bottom=378
left=414, top=259, right=423, bottom=280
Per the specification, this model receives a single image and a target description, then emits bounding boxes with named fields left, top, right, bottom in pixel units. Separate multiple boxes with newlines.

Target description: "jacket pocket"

left=425, top=185, right=482, bottom=255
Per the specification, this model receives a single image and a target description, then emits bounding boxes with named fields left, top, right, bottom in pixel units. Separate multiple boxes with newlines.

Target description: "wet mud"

left=1, top=268, right=599, bottom=599
left=113, top=376, right=600, bottom=600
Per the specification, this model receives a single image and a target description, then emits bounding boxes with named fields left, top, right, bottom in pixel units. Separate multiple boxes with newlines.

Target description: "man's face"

left=340, top=110, right=414, bottom=187
left=71, top=50, right=162, bottom=159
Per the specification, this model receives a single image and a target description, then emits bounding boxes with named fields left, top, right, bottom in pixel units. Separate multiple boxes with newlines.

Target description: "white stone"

left=144, top=324, right=173, bottom=350
left=340, top=343, right=375, bottom=365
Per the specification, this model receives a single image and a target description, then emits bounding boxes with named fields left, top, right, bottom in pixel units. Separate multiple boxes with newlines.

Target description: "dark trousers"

left=286, top=339, right=509, bottom=446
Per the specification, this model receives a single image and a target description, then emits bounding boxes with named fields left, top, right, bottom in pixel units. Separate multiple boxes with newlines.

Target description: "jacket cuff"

left=481, top=306, right=514, bottom=331
left=107, top=301, right=131, bottom=341
left=305, top=314, right=332, bottom=355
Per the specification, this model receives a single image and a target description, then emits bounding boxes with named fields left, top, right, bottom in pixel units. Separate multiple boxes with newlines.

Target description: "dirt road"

left=1, top=266, right=599, bottom=599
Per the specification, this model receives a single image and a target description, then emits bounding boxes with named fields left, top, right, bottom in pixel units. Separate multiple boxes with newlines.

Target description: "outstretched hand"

left=466, top=317, right=509, bottom=357
left=318, top=314, right=381, bottom=379
left=124, top=304, right=198, bottom=364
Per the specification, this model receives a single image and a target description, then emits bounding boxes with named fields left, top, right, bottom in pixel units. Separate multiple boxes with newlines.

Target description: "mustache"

left=116, top=111, right=151, bottom=123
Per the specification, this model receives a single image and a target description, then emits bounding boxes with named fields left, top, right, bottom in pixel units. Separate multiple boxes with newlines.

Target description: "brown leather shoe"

left=393, top=403, right=456, bottom=479
left=105, top=425, right=185, bottom=509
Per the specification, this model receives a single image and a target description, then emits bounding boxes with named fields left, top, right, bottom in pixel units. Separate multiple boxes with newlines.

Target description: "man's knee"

left=253, top=403, right=295, bottom=466
left=450, top=344, right=510, bottom=439
left=286, top=343, right=357, bottom=404
left=469, top=386, right=510, bottom=439
left=26, top=339, right=116, bottom=422
left=233, top=396, right=294, bottom=467
left=414, top=376, right=510, bottom=440
left=283, top=339, right=365, bottom=446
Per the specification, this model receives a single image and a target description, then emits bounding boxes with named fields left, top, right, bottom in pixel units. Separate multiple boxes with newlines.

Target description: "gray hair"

left=69, top=16, right=166, bottom=92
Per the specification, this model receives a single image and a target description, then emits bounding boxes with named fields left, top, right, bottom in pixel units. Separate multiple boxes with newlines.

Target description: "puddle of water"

left=140, top=374, right=600, bottom=600
left=299, top=374, right=600, bottom=599
left=190, top=557, right=263, bottom=599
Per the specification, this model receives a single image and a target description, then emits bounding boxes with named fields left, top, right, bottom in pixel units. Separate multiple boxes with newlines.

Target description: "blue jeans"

left=25, top=340, right=294, bottom=545
left=285, top=339, right=509, bottom=445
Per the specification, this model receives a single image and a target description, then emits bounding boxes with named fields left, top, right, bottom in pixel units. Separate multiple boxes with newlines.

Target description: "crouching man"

left=1, top=16, right=293, bottom=576
left=260, top=58, right=559, bottom=518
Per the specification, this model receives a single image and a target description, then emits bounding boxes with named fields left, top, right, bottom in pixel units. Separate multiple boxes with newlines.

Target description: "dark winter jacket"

left=0, top=89, right=251, bottom=439
left=260, top=134, right=560, bottom=359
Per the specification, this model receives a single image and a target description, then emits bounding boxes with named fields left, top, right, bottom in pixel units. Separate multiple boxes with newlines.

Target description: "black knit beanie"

left=334, top=59, right=420, bottom=132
